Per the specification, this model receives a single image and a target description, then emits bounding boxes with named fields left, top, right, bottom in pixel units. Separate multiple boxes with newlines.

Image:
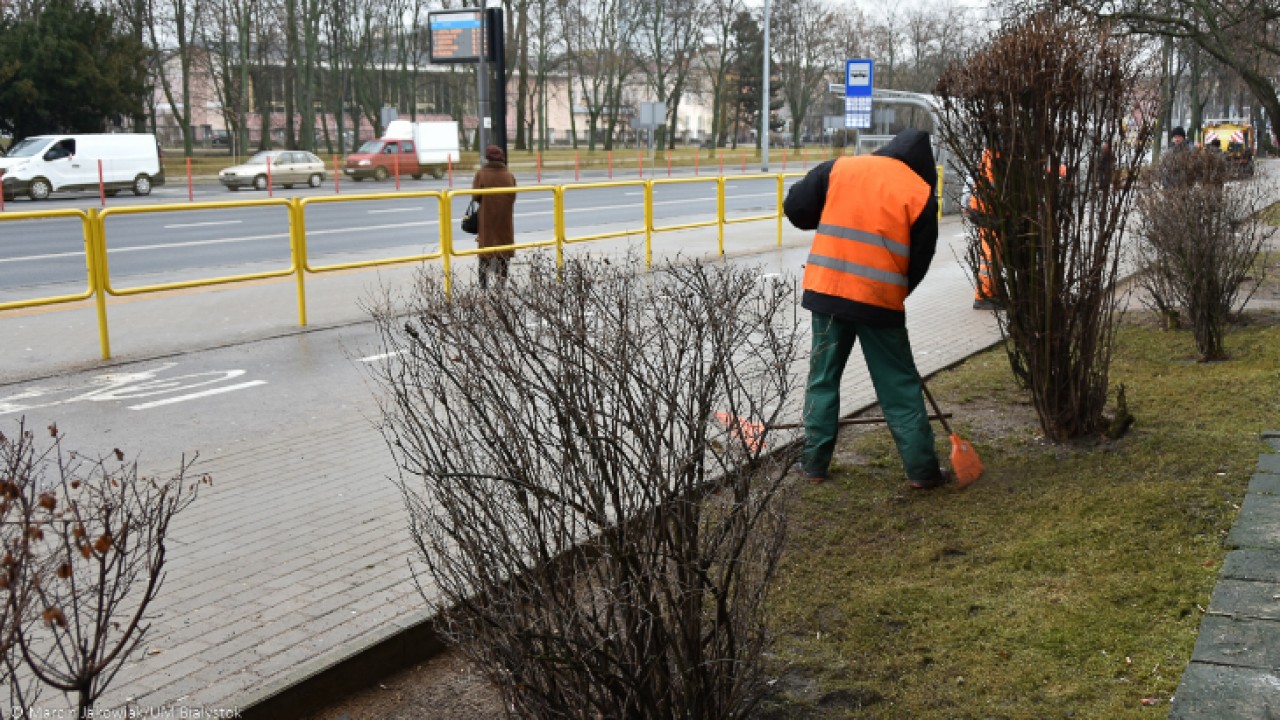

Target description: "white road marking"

left=163, top=220, right=244, bottom=229
left=128, top=380, right=267, bottom=410
left=368, top=207, right=423, bottom=214
left=358, top=349, right=406, bottom=362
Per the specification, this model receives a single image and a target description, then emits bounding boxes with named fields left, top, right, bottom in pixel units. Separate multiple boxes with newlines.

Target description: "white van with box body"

left=0, top=134, right=165, bottom=201
left=383, top=120, right=461, bottom=178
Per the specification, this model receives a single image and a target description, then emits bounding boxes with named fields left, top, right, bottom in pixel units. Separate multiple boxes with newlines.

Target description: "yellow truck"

left=1201, top=119, right=1255, bottom=176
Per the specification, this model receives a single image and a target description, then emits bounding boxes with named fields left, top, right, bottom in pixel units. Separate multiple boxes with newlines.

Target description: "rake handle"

left=918, top=377, right=955, bottom=436
left=768, top=412, right=952, bottom=431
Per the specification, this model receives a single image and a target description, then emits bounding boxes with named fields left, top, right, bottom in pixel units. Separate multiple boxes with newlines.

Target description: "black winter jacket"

left=783, top=128, right=939, bottom=327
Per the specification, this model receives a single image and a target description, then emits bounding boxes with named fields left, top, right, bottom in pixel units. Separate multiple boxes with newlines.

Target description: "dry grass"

left=755, top=311, right=1279, bottom=718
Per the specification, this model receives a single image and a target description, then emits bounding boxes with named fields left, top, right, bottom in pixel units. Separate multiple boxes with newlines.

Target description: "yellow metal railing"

left=559, top=180, right=650, bottom=247
left=649, top=177, right=724, bottom=265
left=439, top=186, right=561, bottom=297
left=1, top=167, right=949, bottom=360
left=0, top=209, right=98, bottom=312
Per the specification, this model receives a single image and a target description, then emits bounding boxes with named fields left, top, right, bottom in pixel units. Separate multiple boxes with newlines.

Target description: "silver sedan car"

left=220, top=150, right=327, bottom=191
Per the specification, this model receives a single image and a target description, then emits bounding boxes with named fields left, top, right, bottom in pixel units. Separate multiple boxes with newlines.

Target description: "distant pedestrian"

left=472, top=144, right=517, bottom=289
left=1096, top=141, right=1115, bottom=191
left=783, top=128, right=950, bottom=490
left=1161, top=126, right=1191, bottom=188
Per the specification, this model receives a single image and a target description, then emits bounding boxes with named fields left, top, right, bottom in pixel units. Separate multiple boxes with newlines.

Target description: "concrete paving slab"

left=1226, top=492, right=1280, bottom=550
left=1171, top=663, right=1280, bottom=719
left=1189, top=614, right=1280, bottom=669
left=1258, top=453, right=1280, bottom=476
left=1208, top=578, right=1280, bottom=621
left=1249, top=471, right=1280, bottom=496
left=1261, top=431, right=1280, bottom=454
left=1222, top=548, right=1280, bottom=583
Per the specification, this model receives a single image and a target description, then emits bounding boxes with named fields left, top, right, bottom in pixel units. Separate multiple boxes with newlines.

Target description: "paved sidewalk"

left=2, top=216, right=1002, bottom=715
left=1171, top=435, right=1280, bottom=718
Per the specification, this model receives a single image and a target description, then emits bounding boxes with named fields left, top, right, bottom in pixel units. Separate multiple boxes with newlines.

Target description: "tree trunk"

left=285, top=0, right=299, bottom=149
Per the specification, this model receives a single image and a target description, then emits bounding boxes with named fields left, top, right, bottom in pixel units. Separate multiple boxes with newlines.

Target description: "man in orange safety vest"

left=783, top=128, right=949, bottom=490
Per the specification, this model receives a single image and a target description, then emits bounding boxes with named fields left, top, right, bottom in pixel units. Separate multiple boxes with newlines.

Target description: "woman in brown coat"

left=472, top=144, right=517, bottom=288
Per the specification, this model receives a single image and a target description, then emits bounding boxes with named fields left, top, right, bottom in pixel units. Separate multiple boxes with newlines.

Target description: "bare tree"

left=2, top=423, right=43, bottom=716
left=2, top=423, right=205, bottom=715
left=772, top=0, right=838, bottom=146
left=1084, top=0, right=1280, bottom=150
left=634, top=0, right=705, bottom=149
left=145, top=0, right=205, bottom=154
left=699, top=0, right=745, bottom=152
left=527, top=0, right=563, bottom=151
left=369, top=256, right=803, bottom=718
left=935, top=11, right=1156, bottom=440
left=559, top=0, right=640, bottom=151
left=1134, top=150, right=1275, bottom=359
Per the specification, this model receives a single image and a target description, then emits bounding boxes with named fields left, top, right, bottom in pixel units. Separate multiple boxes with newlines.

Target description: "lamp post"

left=761, top=0, right=770, bottom=171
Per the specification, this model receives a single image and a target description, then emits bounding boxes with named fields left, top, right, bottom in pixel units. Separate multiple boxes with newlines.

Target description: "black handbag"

left=460, top=200, right=479, bottom=234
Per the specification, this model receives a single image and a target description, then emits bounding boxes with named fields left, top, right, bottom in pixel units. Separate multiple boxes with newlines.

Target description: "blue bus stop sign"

left=845, top=59, right=874, bottom=129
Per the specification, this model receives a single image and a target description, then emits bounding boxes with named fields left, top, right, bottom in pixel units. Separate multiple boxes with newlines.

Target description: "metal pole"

left=477, top=4, right=490, bottom=151
left=761, top=0, right=770, bottom=172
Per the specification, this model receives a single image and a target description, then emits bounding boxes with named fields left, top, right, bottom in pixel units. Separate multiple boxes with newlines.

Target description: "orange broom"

left=919, top=377, right=983, bottom=489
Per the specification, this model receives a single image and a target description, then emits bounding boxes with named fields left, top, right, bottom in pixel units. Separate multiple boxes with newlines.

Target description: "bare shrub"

left=935, top=11, right=1155, bottom=440
left=369, top=256, right=803, bottom=719
left=1134, top=151, right=1275, bottom=360
left=1, top=422, right=205, bottom=716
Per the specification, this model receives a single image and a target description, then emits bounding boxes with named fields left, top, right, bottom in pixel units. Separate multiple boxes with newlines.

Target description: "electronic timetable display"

left=428, top=10, right=487, bottom=64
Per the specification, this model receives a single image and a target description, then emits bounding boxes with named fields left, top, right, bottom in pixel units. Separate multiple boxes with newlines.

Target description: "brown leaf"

left=93, top=533, right=113, bottom=554
left=38, top=493, right=56, bottom=511
left=47, top=423, right=57, bottom=438
left=79, top=543, right=91, bottom=559
left=56, top=563, right=71, bottom=579
left=114, top=448, right=124, bottom=461
left=42, top=607, right=67, bottom=628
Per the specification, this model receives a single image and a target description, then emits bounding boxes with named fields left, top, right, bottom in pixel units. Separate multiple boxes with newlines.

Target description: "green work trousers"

left=802, top=311, right=940, bottom=483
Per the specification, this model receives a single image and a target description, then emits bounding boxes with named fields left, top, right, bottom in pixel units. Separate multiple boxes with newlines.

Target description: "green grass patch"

left=758, top=313, right=1280, bottom=718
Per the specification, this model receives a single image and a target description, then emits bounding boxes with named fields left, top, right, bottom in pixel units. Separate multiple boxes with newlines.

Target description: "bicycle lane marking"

left=126, top=381, right=267, bottom=410
left=0, top=363, right=268, bottom=415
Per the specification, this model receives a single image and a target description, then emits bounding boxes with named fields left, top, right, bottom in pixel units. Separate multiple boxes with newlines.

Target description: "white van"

left=0, top=134, right=166, bottom=201
left=384, top=120, right=461, bottom=177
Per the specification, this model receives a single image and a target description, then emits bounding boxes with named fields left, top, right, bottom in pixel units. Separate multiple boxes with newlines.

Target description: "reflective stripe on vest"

left=803, top=155, right=930, bottom=312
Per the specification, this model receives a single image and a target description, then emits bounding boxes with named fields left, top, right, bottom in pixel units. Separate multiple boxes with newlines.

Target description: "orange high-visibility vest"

left=971, top=150, right=996, bottom=301
left=803, top=156, right=931, bottom=312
